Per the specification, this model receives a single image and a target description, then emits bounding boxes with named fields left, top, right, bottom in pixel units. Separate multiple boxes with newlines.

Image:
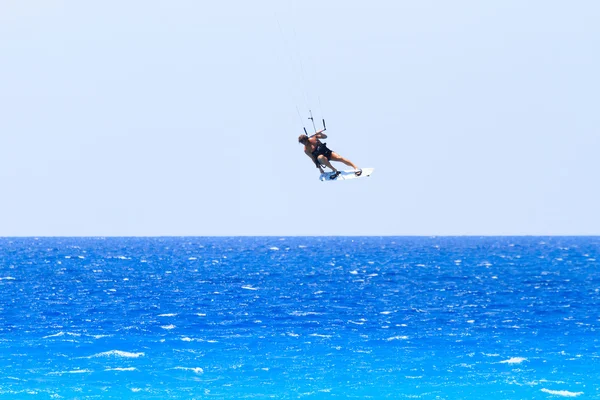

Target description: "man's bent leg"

left=318, top=155, right=338, bottom=172
left=330, top=152, right=358, bottom=170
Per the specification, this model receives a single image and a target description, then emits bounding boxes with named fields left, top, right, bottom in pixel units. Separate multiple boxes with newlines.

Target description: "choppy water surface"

left=0, top=237, right=598, bottom=398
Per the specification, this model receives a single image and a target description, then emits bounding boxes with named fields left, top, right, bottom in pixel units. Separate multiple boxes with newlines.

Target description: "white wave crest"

left=87, top=350, right=144, bottom=359
left=289, top=311, right=321, bottom=316
left=541, top=388, right=583, bottom=397
left=48, top=369, right=93, bottom=375
left=91, top=334, right=111, bottom=339
left=105, top=367, right=137, bottom=372
left=348, top=320, right=365, bottom=325
left=43, top=332, right=81, bottom=339
left=386, top=335, right=409, bottom=341
left=500, top=357, right=527, bottom=364
left=173, top=367, right=204, bottom=374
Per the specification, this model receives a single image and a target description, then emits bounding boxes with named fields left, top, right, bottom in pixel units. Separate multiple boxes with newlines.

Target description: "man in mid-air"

left=298, top=130, right=361, bottom=180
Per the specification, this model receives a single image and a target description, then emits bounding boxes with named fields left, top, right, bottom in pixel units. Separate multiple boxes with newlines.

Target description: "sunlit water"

left=0, top=237, right=598, bottom=399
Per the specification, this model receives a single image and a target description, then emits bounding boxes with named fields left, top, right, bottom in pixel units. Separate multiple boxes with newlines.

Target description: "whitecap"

left=87, top=350, right=144, bottom=359
left=386, top=336, right=409, bottom=341
left=309, top=334, right=331, bottom=338
left=173, top=366, right=204, bottom=374
left=500, top=357, right=527, bottom=364
left=92, top=334, right=111, bottom=339
left=105, top=367, right=136, bottom=372
left=43, top=332, right=65, bottom=339
left=161, top=325, right=176, bottom=330
left=43, top=332, right=81, bottom=339
left=269, top=247, right=279, bottom=251
left=48, top=369, right=93, bottom=375
left=540, top=389, right=583, bottom=397
left=289, top=311, right=321, bottom=316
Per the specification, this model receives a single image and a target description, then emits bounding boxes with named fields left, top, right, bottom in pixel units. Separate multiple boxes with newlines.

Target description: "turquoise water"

left=0, top=237, right=598, bottom=398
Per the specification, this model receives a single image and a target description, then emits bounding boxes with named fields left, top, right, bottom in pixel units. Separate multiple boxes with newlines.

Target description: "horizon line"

left=1, top=235, right=599, bottom=238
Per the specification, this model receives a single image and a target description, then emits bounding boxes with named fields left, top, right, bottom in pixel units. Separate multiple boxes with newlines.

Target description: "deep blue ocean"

left=0, top=237, right=598, bottom=399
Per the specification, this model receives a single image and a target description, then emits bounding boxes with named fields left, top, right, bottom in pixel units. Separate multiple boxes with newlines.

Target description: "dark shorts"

left=312, top=144, right=333, bottom=161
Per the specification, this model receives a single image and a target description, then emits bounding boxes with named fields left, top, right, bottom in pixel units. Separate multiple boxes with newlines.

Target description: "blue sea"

left=0, top=237, right=599, bottom=399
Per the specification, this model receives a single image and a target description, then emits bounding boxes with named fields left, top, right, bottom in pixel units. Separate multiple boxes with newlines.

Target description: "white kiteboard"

left=319, top=168, right=375, bottom=182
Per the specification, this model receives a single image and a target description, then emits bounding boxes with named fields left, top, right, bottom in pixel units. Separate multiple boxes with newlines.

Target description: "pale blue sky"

left=1, top=1, right=599, bottom=236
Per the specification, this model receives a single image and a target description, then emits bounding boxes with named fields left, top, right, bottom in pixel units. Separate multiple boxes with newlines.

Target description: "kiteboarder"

left=298, top=130, right=361, bottom=180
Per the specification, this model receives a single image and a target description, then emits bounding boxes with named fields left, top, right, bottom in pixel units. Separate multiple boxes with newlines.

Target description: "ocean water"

left=0, top=237, right=598, bottom=399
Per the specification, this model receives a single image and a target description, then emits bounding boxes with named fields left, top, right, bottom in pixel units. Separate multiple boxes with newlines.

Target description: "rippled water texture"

left=0, top=237, right=598, bottom=398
